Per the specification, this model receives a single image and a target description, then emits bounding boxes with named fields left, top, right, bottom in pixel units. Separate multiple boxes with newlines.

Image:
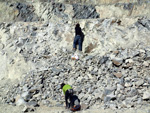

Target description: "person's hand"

left=65, top=106, right=69, bottom=109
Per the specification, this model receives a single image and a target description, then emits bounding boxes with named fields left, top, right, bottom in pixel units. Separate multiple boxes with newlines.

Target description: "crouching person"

left=61, top=83, right=74, bottom=109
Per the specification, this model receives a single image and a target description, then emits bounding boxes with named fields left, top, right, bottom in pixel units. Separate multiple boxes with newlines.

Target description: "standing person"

left=73, top=23, right=84, bottom=52
left=61, top=83, right=74, bottom=109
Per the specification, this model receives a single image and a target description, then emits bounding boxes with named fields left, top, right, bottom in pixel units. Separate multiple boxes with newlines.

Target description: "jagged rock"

left=22, top=105, right=35, bottom=113
left=81, top=103, right=89, bottom=110
left=143, top=91, right=150, bottom=100
left=117, top=84, right=124, bottom=90
left=99, top=56, right=109, bottom=64
left=16, top=97, right=26, bottom=106
left=112, top=58, right=123, bottom=66
left=143, top=61, right=149, bottom=67
left=135, top=79, right=144, bottom=87
left=113, top=72, right=122, bottom=78
left=128, top=88, right=138, bottom=97
left=27, top=100, right=39, bottom=107
left=103, top=87, right=116, bottom=96
left=21, top=92, right=32, bottom=101
left=148, top=78, right=150, bottom=84
left=72, top=4, right=99, bottom=19
left=104, top=94, right=116, bottom=103
left=125, top=82, right=132, bottom=87
left=145, top=51, right=150, bottom=60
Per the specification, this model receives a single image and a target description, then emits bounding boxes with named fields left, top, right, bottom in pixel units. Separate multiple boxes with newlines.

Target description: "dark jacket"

left=75, top=26, right=82, bottom=36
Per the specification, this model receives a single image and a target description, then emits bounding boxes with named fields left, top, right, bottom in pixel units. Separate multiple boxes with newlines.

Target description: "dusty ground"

left=0, top=102, right=150, bottom=113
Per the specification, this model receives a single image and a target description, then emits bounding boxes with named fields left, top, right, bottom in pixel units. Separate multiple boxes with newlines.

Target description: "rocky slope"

left=0, top=1, right=150, bottom=22
left=0, top=0, right=150, bottom=113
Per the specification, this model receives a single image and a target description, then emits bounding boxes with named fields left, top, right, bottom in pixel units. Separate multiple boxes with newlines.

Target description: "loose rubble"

left=1, top=45, right=150, bottom=111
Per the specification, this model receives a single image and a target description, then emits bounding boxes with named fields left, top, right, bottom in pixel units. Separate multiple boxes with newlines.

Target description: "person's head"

left=61, top=83, right=65, bottom=89
left=76, top=23, right=80, bottom=28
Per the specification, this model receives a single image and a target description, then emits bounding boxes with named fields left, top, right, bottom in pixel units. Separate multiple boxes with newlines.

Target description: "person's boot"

left=72, top=48, right=76, bottom=52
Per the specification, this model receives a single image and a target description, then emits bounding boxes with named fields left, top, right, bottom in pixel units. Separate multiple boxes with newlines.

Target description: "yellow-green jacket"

left=63, top=84, right=72, bottom=95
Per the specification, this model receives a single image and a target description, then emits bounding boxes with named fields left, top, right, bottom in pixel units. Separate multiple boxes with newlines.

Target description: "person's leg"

left=70, top=95, right=74, bottom=108
left=73, top=36, right=78, bottom=51
left=78, top=36, right=82, bottom=51
left=65, top=91, right=70, bottom=109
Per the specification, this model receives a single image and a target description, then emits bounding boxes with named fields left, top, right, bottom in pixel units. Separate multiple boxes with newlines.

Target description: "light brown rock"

left=113, top=72, right=122, bottom=78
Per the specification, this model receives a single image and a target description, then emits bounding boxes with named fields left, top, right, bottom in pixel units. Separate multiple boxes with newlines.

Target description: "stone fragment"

left=16, top=97, right=26, bottom=106
left=113, top=72, right=122, bottom=78
left=143, top=61, right=149, bottom=67
left=103, top=87, right=116, bottom=96
left=27, top=100, right=39, bottom=107
left=84, top=55, right=94, bottom=61
left=112, top=58, right=123, bottom=66
left=128, top=88, right=138, bottom=97
left=21, top=92, right=31, bottom=101
left=125, top=82, right=132, bottom=87
left=104, top=94, right=116, bottom=102
left=135, top=79, right=144, bottom=87
left=81, top=103, right=89, bottom=110
left=125, top=59, right=134, bottom=63
left=143, top=91, right=150, bottom=100
left=99, top=56, right=109, bottom=64
left=148, top=78, right=150, bottom=84
left=145, top=51, right=150, bottom=60
left=0, top=43, right=4, bottom=49
left=51, top=67, right=62, bottom=74
left=22, top=105, right=35, bottom=112
left=117, top=84, right=124, bottom=90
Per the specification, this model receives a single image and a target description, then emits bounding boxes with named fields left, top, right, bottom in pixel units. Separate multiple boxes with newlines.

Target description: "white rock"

left=16, top=97, right=26, bottom=106
left=143, top=61, right=149, bottom=67
left=125, top=59, right=134, bottom=63
left=143, top=91, right=150, bottom=100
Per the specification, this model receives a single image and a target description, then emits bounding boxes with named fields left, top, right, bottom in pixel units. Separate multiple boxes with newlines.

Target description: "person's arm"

left=65, top=93, right=69, bottom=108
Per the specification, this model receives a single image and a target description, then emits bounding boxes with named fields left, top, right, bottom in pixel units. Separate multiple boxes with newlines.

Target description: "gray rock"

left=145, top=51, right=150, bottom=60
left=148, top=78, right=150, bottom=84
left=51, top=67, right=62, bottom=74
left=120, top=49, right=128, bottom=59
left=117, top=84, right=124, bottom=90
left=103, top=87, right=116, bottom=96
left=16, top=97, right=26, bottom=106
left=84, top=55, right=94, bottom=61
left=22, top=105, right=35, bottom=112
left=21, top=92, right=31, bottom=101
left=123, top=3, right=134, bottom=10
left=0, top=43, right=4, bottom=49
left=72, top=4, right=99, bottom=19
left=104, top=94, right=116, bottom=103
left=135, top=79, right=144, bottom=87
left=99, top=56, right=109, bottom=64
left=27, top=100, right=39, bottom=107
left=128, top=88, right=138, bottom=97
left=112, top=57, right=123, bottom=66
left=22, top=86, right=28, bottom=92
left=15, top=3, right=40, bottom=22
left=143, top=91, right=150, bottom=100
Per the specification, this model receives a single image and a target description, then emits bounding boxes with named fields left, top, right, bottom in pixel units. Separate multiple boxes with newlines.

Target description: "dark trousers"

left=73, top=35, right=82, bottom=51
left=65, top=90, right=73, bottom=108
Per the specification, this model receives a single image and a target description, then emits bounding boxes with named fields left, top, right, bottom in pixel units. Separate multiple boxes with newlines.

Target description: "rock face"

left=0, top=1, right=150, bottom=22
